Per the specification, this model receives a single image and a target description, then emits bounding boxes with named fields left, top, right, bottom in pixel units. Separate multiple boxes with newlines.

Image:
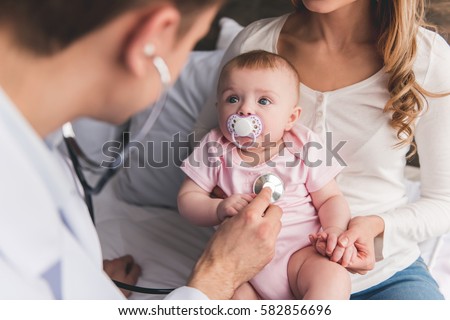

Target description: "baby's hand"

left=309, top=227, right=356, bottom=266
left=217, top=194, right=255, bottom=222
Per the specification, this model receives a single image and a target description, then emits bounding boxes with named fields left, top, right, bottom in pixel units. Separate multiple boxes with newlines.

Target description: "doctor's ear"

left=124, top=5, right=181, bottom=77
left=285, top=106, right=301, bottom=131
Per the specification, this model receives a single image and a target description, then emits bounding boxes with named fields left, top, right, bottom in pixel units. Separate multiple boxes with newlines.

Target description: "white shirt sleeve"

left=379, top=34, right=450, bottom=258
left=164, top=286, right=209, bottom=300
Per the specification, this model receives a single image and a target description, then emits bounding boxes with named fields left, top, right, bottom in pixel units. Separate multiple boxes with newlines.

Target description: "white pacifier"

left=226, top=114, right=263, bottom=149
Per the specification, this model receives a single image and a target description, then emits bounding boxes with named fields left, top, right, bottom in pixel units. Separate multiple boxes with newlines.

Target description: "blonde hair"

left=291, top=0, right=448, bottom=155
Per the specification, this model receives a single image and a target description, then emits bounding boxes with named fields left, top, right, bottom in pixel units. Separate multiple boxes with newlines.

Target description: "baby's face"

left=217, top=67, right=300, bottom=147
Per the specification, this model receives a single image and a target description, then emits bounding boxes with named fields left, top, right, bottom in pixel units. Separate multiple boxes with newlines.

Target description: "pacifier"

left=226, top=114, right=263, bottom=149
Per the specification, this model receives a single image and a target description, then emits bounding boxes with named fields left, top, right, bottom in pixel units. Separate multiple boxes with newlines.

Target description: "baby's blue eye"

left=228, top=96, right=239, bottom=103
left=258, top=98, right=271, bottom=106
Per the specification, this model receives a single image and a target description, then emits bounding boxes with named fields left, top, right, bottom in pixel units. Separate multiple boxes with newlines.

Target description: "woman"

left=195, top=0, right=450, bottom=299
left=0, top=0, right=282, bottom=299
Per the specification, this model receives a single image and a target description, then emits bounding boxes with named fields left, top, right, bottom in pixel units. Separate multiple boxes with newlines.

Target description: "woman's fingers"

left=340, top=246, right=354, bottom=267
left=325, top=233, right=337, bottom=256
left=338, top=225, right=375, bottom=274
left=329, top=244, right=345, bottom=263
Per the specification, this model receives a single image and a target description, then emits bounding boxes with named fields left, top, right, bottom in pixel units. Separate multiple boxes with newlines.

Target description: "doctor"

left=0, top=0, right=282, bottom=299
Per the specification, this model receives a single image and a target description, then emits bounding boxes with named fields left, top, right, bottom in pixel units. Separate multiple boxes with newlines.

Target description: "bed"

left=69, top=18, right=450, bottom=300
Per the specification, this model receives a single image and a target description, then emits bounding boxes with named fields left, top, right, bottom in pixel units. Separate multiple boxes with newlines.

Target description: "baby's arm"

left=178, top=178, right=223, bottom=227
left=178, top=178, right=255, bottom=227
left=309, top=180, right=354, bottom=265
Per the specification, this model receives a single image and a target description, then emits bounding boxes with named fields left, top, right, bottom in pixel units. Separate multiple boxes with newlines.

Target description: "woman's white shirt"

left=194, top=14, right=450, bottom=293
left=0, top=87, right=206, bottom=299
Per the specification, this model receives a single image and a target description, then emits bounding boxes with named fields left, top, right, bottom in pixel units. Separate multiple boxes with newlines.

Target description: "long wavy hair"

left=291, top=0, right=447, bottom=154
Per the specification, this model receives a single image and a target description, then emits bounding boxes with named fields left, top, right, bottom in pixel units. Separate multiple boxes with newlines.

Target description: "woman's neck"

left=296, top=0, right=376, bottom=49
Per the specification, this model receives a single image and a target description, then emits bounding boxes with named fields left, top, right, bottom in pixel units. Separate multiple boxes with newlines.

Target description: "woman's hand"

left=337, top=215, right=385, bottom=274
left=188, top=188, right=282, bottom=299
left=309, top=226, right=357, bottom=267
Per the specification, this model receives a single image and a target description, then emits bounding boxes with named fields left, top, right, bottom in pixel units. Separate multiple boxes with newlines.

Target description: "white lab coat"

left=0, top=87, right=125, bottom=299
left=0, top=87, right=210, bottom=300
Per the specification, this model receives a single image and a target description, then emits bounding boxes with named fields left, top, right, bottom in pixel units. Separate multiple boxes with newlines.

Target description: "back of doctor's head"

left=0, top=0, right=222, bottom=55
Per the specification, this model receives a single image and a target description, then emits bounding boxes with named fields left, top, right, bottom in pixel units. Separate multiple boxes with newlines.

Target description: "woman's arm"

left=376, top=35, right=450, bottom=258
left=339, top=35, right=450, bottom=273
left=378, top=94, right=450, bottom=258
left=339, top=104, right=450, bottom=275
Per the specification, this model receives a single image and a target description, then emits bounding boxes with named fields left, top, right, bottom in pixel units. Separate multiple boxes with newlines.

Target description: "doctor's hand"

left=103, top=255, right=142, bottom=298
left=188, top=188, right=282, bottom=299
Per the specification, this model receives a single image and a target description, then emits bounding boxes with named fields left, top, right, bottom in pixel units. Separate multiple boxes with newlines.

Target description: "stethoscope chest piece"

left=253, top=173, right=284, bottom=203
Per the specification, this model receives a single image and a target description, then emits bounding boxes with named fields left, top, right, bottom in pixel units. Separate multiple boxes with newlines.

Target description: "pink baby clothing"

left=181, top=124, right=343, bottom=299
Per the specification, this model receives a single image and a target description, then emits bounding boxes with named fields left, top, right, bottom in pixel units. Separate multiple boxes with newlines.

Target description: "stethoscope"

left=62, top=63, right=284, bottom=295
left=63, top=96, right=177, bottom=295
left=227, top=113, right=285, bottom=202
left=63, top=55, right=176, bottom=295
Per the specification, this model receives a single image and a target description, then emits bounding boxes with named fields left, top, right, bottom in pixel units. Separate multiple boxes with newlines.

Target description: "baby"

left=178, top=50, right=352, bottom=300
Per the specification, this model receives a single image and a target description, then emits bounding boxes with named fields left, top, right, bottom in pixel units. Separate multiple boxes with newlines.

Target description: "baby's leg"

left=288, top=246, right=351, bottom=300
left=232, top=282, right=261, bottom=300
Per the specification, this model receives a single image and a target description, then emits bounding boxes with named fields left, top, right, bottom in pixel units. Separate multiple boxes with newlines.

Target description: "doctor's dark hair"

left=0, top=0, right=222, bottom=55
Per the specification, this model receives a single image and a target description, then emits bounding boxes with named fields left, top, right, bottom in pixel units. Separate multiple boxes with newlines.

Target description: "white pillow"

left=216, top=17, right=244, bottom=50
left=115, top=50, right=225, bottom=207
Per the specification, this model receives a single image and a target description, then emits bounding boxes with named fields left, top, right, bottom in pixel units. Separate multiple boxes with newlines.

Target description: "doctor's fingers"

left=103, top=255, right=142, bottom=278
left=124, top=262, right=142, bottom=283
left=246, top=188, right=275, bottom=216
left=103, top=255, right=134, bottom=271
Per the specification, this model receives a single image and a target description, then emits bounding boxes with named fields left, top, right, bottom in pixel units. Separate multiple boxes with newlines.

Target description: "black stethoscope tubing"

left=64, top=136, right=175, bottom=295
left=63, top=97, right=175, bottom=295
